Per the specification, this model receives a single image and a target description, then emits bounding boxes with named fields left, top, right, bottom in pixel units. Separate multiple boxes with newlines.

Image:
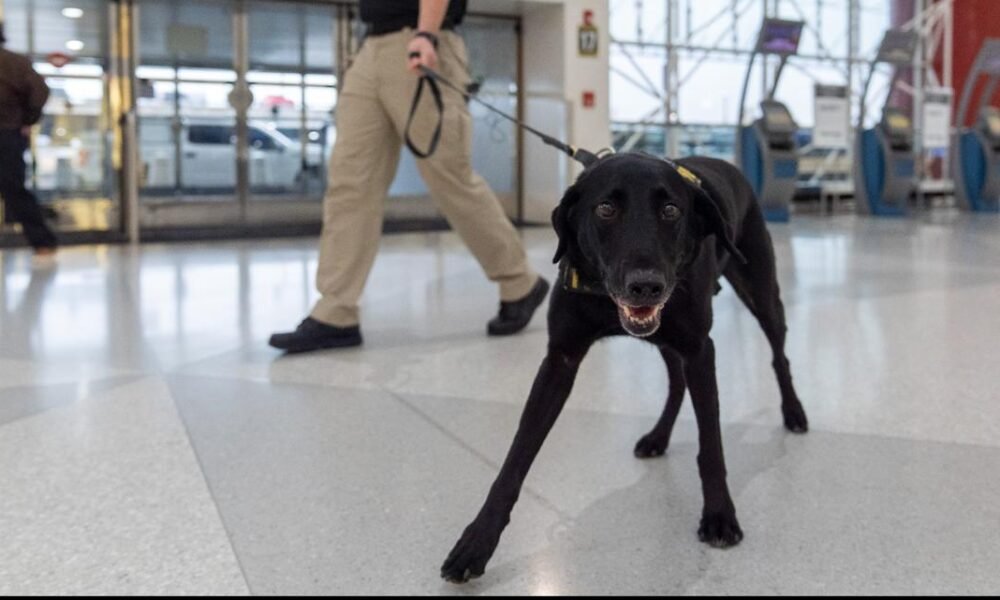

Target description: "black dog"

left=440, top=152, right=809, bottom=583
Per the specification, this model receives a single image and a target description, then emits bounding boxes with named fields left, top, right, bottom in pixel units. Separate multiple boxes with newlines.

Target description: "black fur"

left=441, top=152, right=809, bottom=583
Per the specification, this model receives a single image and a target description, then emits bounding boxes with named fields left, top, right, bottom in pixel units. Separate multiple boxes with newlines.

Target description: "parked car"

left=276, top=122, right=336, bottom=173
left=140, top=118, right=305, bottom=191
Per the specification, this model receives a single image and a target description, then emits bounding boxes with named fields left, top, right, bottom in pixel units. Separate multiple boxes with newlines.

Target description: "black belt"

left=366, top=22, right=456, bottom=37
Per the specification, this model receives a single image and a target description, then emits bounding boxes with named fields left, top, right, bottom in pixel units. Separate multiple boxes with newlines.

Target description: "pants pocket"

left=440, top=33, right=471, bottom=87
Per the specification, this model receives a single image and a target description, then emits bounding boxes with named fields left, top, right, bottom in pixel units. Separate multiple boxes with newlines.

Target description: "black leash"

left=403, top=64, right=736, bottom=292
left=405, top=64, right=602, bottom=168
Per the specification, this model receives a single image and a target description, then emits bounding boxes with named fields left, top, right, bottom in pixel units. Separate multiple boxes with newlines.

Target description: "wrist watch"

left=414, top=31, right=440, bottom=49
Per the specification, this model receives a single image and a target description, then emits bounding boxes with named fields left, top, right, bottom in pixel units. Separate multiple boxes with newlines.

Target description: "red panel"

left=925, top=0, right=1000, bottom=126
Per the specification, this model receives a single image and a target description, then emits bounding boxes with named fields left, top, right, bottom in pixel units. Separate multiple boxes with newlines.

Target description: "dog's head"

left=552, top=153, right=746, bottom=337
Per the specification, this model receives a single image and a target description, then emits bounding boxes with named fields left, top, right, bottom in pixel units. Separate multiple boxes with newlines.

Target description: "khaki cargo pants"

left=311, top=29, right=538, bottom=327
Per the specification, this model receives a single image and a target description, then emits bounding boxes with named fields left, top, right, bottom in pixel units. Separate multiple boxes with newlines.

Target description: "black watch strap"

left=414, top=30, right=440, bottom=48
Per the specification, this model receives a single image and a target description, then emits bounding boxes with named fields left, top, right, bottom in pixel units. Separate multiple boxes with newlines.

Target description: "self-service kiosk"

left=953, top=39, right=1000, bottom=213
left=854, top=30, right=920, bottom=216
left=736, top=19, right=806, bottom=222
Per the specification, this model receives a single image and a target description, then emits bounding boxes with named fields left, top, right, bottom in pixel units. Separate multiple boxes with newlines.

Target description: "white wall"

left=469, top=0, right=611, bottom=223
left=559, top=0, right=612, bottom=162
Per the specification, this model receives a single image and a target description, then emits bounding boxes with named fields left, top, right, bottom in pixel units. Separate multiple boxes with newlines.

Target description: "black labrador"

left=440, top=152, right=809, bottom=583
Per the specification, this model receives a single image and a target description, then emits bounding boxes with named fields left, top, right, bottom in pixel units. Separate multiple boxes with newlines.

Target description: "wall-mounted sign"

left=923, top=88, right=953, bottom=149
left=578, top=10, right=598, bottom=57
left=813, top=84, right=850, bottom=149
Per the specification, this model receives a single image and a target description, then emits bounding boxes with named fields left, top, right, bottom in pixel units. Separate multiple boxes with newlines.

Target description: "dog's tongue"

left=625, top=305, right=657, bottom=319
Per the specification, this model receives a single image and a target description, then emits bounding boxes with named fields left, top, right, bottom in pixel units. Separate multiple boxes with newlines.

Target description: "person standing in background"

left=270, top=0, right=549, bottom=353
left=0, top=23, right=58, bottom=256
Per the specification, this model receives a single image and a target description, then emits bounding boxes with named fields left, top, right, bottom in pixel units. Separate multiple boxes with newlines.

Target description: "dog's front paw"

left=634, top=432, right=669, bottom=459
left=440, top=522, right=501, bottom=584
left=782, top=402, right=809, bottom=434
left=698, top=512, right=744, bottom=548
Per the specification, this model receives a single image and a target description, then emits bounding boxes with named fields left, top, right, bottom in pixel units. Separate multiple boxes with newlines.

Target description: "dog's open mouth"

left=614, top=300, right=666, bottom=337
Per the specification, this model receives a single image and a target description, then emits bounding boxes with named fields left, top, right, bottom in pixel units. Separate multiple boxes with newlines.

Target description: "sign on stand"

left=923, top=88, right=953, bottom=149
left=813, top=84, right=850, bottom=149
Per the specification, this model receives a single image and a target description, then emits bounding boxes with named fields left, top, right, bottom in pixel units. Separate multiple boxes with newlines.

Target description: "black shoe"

left=269, top=318, right=363, bottom=353
left=488, top=277, right=551, bottom=336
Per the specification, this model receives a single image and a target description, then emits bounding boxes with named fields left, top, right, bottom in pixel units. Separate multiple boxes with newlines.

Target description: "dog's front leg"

left=684, top=336, right=744, bottom=548
left=441, top=348, right=585, bottom=583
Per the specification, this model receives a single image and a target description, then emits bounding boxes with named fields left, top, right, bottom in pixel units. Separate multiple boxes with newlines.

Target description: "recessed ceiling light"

left=66, top=40, right=85, bottom=51
left=61, top=7, right=84, bottom=19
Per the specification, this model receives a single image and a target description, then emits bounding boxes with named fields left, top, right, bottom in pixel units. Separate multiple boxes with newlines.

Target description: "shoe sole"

left=269, top=335, right=363, bottom=354
left=488, top=278, right=551, bottom=337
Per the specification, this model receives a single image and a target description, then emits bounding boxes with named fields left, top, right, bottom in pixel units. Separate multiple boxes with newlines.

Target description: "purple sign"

left=759, top=20, right=804, bottom=55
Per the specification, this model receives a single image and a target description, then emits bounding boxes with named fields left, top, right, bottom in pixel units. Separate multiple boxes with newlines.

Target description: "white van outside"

left=140, top=118, right=307, bottom=191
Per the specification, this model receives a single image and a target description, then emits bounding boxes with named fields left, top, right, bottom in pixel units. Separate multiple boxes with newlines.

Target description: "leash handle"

left=404, top=70, right=445, bottom=159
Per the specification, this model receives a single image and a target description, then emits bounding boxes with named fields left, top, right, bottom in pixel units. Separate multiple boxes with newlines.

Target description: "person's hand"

left=407, top=34, right=438, bottom=73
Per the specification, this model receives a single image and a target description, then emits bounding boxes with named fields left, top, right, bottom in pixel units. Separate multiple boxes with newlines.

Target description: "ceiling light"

left=66, top=40, right=85, bottom=51
left=61, top=7, right=84, bottom=19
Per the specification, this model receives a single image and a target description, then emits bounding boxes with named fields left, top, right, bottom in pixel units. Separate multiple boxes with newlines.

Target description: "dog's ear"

left=693, top=188, right=748, bottom=265
left=551, top=185, right=578, bottom=264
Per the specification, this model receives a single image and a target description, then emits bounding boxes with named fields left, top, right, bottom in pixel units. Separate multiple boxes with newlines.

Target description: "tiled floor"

left=0, top=213, right=998, bottom=594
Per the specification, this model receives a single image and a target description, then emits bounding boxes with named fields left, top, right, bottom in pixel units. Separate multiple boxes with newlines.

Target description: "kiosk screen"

left=758, top=20, right=804, bottom=55
left=985, top=54, right=1000, bottom=74
left=985, top=111, right=1000, bottom=139
left=980, top=39, right=1000, bottom=74
left=877, top=30, right=919, bottom=65
left=763, top=103, right=797, bottom=132
left=885, top=112, right=912, bottom=134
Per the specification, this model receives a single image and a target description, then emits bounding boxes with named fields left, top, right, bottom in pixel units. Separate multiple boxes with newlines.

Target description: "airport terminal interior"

left=1, top=0, right=998, bottom=595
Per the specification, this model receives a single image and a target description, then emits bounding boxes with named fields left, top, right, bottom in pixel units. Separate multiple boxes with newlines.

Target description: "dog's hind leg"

left=634, top=345, right=687, bottom=458
left=723, top=210, right=808, bottom=433
left=441, top=345, right=589, bottom=584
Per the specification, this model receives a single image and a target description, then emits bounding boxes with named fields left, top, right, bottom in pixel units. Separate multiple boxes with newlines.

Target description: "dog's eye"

left=661, top=204, right=682, bottom=221
left=595, top=202, right=618, bottom=220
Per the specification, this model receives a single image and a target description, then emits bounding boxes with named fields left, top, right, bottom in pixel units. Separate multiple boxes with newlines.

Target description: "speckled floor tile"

left=0, top=377, right=249, bottom=595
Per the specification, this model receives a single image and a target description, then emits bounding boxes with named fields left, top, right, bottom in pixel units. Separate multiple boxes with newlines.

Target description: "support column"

left=913, top=0, right=925, bottom=204
left=665, top=0, right=679, bottom=158
left=110, top=0, right=140, bottom=243
left=519, top=0, right=610, bottom=223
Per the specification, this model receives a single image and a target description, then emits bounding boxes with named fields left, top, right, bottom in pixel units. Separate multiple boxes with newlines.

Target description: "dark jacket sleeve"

left=22, top=60, right=51, bottom=126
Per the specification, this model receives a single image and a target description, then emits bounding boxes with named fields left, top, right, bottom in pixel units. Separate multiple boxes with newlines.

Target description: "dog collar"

left=559, top=261, right=607, bottom=297
left=591, top=149, right=705, bottom=189
left=659, top=156, right=704, bottom=188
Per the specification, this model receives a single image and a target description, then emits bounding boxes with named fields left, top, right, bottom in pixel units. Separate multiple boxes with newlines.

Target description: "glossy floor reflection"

left=0, top=213, right=998, bottom=594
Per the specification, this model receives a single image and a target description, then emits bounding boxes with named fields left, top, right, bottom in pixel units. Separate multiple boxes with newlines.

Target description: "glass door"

left=244, top=1, right=338, bottom=223
left=134, top=0, right=241, bottom=230
left=133, top=0, right=343, bottom=235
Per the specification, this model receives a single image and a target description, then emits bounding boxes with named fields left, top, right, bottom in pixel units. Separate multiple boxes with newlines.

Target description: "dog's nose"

left=625, top=270, right=667, bottom=303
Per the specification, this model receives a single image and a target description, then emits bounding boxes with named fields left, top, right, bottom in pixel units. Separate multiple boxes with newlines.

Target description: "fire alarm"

left=582, top=91, right=596, bottom=108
